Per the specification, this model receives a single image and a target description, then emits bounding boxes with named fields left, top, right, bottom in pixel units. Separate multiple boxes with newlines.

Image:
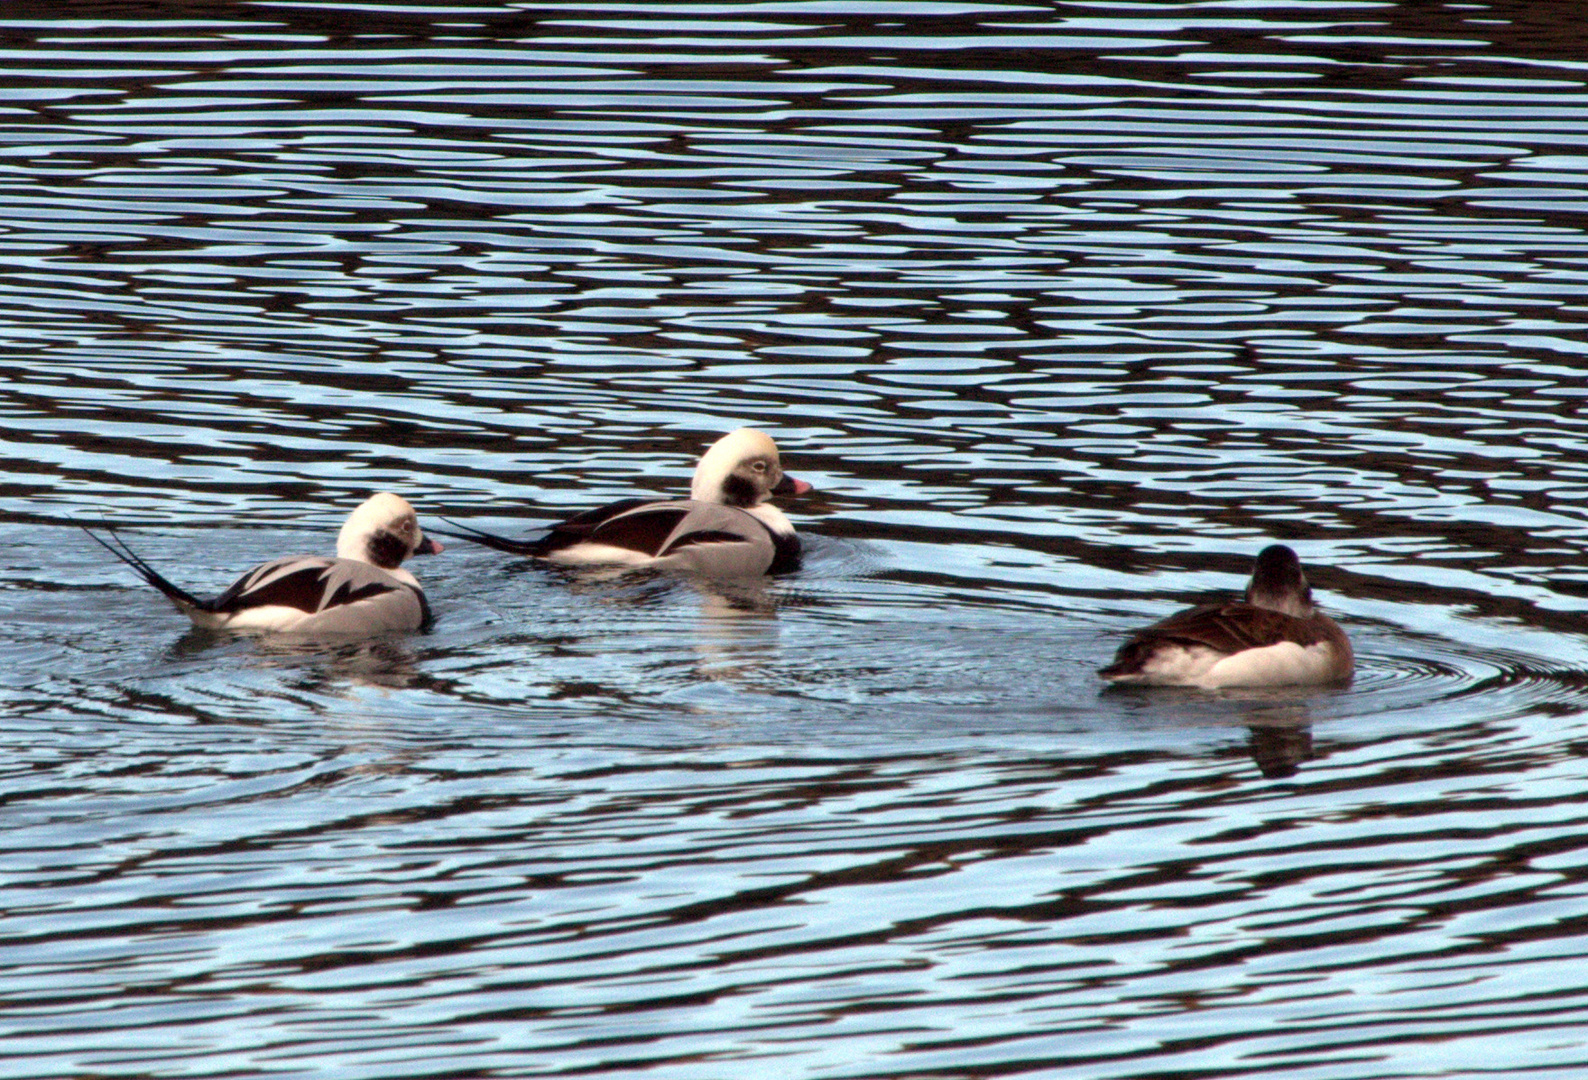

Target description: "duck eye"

left=751, top=460, right=768, bottom=472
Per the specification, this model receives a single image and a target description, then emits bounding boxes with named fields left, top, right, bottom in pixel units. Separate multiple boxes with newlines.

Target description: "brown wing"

left=212, top=557, right=400, bottom=614
left=1134, top=601, right=1329, bottom=651
left=566, top=501, right=762, bottom=558
left=1101, top=600, right=1326, bottom=677
left=582, top=504, right=696, bottom=556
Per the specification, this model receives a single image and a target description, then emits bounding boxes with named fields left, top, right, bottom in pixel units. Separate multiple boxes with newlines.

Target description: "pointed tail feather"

left=428, top=518, right=548, bottom=557
left=82, top=528, right=211, bottom=613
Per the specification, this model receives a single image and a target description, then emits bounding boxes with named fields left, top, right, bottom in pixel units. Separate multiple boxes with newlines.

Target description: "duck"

left=84, top=491, right=443, bottom=634
left=433, top=428, right=811, bottom=577
left=1099, top=544, right=1353, bottom=688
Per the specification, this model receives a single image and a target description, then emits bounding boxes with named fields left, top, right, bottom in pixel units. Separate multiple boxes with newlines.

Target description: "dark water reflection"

left=6, top=1, right=1588, bottom=1076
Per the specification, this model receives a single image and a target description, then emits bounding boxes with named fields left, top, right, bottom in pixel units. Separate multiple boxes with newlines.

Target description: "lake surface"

left=5, top=1, right=1588, bottom=1076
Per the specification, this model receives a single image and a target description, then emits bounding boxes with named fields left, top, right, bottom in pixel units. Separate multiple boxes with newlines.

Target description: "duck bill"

left=414, top=537, right=444, bottom=555
left=773, top=474, right=813, bottom=497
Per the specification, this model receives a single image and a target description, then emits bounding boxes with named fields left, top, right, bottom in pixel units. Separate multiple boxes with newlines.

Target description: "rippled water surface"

left=6, top=1, right=1588, bottom=1076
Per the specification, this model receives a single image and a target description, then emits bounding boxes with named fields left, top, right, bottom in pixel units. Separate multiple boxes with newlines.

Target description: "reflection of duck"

left=1100, top=545, right=1353, bottom=689
left=258, top=635, right=429, bottom=692
left=435, top=429, right=812, bottom=577
left=689, top=580, right=784, bottom=687
left=84, top=492, right=442, bottom=635
left=1247, top=721, right=1314, bottom=779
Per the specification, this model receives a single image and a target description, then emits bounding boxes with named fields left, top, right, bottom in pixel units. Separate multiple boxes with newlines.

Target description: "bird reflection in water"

left=1245, top=717, right=1314, bottom=779
left=687, top=576, right=785, bottom=692
left=167, top=625, right=430, bottom=693
left=1212, top=686, right=1322, bottom=778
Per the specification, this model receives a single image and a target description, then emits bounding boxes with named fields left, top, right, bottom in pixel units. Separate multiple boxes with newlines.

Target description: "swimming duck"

left=434, top=428, right=811, bottom=577
left=1099, top=544, right=1352, bottom=688
left=85, top=491, right=442, bottom=634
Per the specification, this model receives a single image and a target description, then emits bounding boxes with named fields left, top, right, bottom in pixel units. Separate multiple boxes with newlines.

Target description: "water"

left=5, top=1, right=1588, bottom=1075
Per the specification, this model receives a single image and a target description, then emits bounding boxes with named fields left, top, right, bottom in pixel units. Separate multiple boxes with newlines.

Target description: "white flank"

left=1107, top=641, right=1341, bottom=689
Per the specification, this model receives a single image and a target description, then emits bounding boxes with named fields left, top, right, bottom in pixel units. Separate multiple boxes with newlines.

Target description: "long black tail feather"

left=427, top=518, right=548, bottom=557
left=82, top=528, right=210, bottom=611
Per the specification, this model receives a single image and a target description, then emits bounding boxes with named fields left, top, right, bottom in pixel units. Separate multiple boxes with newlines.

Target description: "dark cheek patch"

left=366, top=530, right=409, bottom=569
left=721, top=474, right=759, bottom=508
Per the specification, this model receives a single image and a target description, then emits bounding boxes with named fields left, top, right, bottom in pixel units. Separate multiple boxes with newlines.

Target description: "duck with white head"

left=434, top=428, right=812, bottom=577
left=85, top=491, right=443, bottom=635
